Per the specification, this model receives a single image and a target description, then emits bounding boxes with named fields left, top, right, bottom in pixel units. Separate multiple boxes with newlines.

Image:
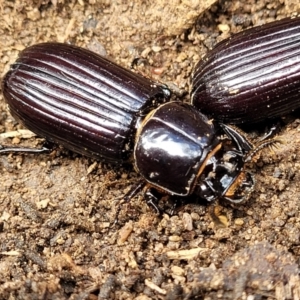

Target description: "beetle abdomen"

left=191, top=17, right=300, bottom=124
left=2, top=43, right=169, bottom=163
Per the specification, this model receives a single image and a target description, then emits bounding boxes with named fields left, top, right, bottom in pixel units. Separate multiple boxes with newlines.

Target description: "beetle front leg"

left=0, top=140, right=56, bottom=155
left=0, top=144, right=50, bottom=155
left=144, top=186, right=162, bottom=214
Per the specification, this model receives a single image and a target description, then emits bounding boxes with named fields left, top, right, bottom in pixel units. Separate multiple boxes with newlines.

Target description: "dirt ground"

left=0, top=0, right=300, bottom=299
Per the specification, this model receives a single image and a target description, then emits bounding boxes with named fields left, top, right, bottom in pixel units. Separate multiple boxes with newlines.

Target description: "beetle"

left=191, top=17, right=300, bottom=124
left=1, top=43, right=171, bottom=163
left=1, top=42, right=277, bottom=214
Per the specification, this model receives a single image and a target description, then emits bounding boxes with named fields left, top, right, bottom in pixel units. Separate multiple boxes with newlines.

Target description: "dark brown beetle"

left=191, top=17, right=300, bottom=124
left=2, top=43, right=170, bottom=163
left=134, top=101, right=258, bottom=206
left=1, top=43, right=275, bottom=213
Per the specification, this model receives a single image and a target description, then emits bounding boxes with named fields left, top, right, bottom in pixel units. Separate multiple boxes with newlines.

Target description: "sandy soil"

left=0, top=0, right=300, bottom=299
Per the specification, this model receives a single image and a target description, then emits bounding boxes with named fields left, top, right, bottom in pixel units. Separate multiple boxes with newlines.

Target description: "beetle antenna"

left=244, top=138, right=283, bottom=163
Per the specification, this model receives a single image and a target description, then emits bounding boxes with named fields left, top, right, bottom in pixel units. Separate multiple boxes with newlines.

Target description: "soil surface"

left=0, top=0, right=300, bottom=299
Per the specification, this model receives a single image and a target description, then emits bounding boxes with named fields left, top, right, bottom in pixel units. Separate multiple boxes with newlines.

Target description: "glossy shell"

left=191, top=17, right=300, bottom=124
left=2, top=43, right=170, bottom=163
left=134, top=102, right=220, bottom=196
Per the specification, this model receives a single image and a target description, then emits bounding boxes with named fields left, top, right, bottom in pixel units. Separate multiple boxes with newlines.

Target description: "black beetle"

left=191, top=17, right=300, bottom=124
left=1, top=42, right=277, bottom=213
left=133, top=101, right=271, bottom=206
left=2, top=43, right=170, bottom=164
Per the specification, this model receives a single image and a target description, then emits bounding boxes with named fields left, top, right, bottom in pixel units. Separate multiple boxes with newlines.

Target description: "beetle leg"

left=244, top=138, right=282, bottom=163
left=146, top=188, right=183, bottom=216
left=123, top=181, right=146, bottom=202
left=258, top=123, right=280, bottom=142
left=0, top=140, right=56, bottom=155
left=114, top=180, right=146, bottom=225
left=208, top=205, right=229, bottom=228
left=220, top=124, right=253, bottom=153
left=169, top=197, right=182, bottom=216
left=144, top=187, right=162, bottom=214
